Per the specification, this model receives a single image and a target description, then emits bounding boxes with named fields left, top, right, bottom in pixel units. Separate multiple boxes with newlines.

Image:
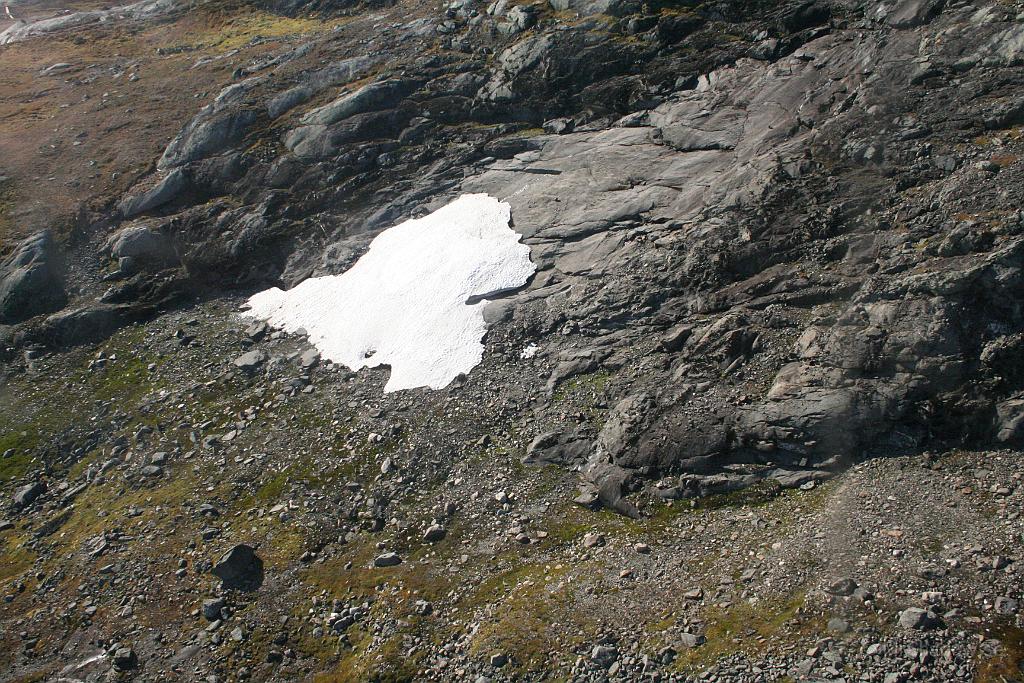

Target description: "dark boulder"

left=35, top=305, right=129, bottom=348
left=211, top=544, right=264, bottom=591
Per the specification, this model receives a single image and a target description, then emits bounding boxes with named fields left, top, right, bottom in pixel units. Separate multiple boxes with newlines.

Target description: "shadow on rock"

left=211, top=544, right=264, bottom=592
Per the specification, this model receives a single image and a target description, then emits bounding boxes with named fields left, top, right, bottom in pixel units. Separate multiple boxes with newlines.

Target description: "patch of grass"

left=165, top=9, right=327, bottom=53
left=463, top=562, right=585, bottom=675
left=671, top=591, right=812, bottom=673
left=694, top=480, right=784, bottom=511
left=540, top=500, right=622, bottom=545
left=0, top=532, right=36, bottom=587
left=0, top=443, right=40, bottom=481
left=0, top=323, right=165, bottom=481
left=254, top=470, right=290, bottom=502
left=304, top=551, right=455, bottom=680
left=6, top=670, right=53, bottom=683
left=551, top=369, right=612, bottom=404
left=44, top=471, right=199, bottom=570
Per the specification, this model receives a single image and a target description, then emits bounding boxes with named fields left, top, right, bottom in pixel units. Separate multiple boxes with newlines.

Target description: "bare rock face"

left=5, top=0, right=1024, bottom=515
left=0, top=231, right=65, bottom=324
left=4, top=0, right=1024, bottom=680
left=158, top=80, right=263, bottom=170
left=119, top=169, right=188, bottom=218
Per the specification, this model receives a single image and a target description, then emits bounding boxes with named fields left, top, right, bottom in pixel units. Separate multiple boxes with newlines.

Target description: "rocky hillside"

left=1, top=0, right=1023, bottom=680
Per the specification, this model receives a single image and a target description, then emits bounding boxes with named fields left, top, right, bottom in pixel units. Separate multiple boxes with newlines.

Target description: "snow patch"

left=243, top=193, right=535, bottom=392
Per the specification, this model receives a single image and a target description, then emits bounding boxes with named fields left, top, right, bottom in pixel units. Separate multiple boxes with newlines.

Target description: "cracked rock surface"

left=1, top=0, right=1023, bottom=680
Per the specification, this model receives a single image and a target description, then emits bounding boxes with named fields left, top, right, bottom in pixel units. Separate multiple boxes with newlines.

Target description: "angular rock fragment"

left=373, top=552, right=402, bottom=567
left=13, top=481, right=46, bottom=509
left=211, top=544, right=264, bottom=591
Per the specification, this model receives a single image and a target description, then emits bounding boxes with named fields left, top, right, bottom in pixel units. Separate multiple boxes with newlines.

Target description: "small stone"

left=211, top=545, right=263, bottom=591
left=202, top=598, right=225, bottom=621
left=679, top=632, right=706, bottom=648
left=111, top=646, right=137, bottom=670
left=898, top=607, right=941, bottom=630
left=423, top=524, right=447, bottom=543
left=233, top=350, right=267, bottom=372
left=827, top=577, right=858, bottom=596
left=245, top=321, right=268, bottom=340
left=635, top=542, right=651, bottom=554
left=827, top=617, right=849, bottom=633
left=994, top=597, right=1019, bottom=615
left=140, top=465, right=163, bottom=477
left=299, top=348, right=320, bottom=369
left=198, top=503, right=220, bottom=517
left=543, top=117, right=575, bottom=135
left=489, top=653, right=508, bottom=668
left=13, top=481, right=46, bottom=509
left=373, top=552, right=402, bottom=568
left=853, top=586, right=875, bottom=602
left=583, top=532, right=605, bottom=549
left=590, top=645, right=618, bottom=667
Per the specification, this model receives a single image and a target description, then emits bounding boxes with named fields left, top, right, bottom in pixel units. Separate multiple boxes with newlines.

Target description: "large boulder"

left=211, top=544, right=264, bottom=591
left=119, top=169, right=188, bottom=218
left=13, top=481, right=46, bottom=509
left=0, top=231, right=65, bottom=324
left=104, top=223, right=177, bottom=267
left=35, top=305, right=127, bottom=347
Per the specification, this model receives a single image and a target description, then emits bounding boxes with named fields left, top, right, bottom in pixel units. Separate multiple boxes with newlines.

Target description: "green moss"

left=693, top=479, right=783, bottom=510
left=0, top=532, right=36, bottom=586
left=254, top=471, right=290, bottom=502
left=551, top=369, right=612, bottom=404
left=974, top=619, right=1024, bottom=683
left=462, top=562, right=588, bottom=675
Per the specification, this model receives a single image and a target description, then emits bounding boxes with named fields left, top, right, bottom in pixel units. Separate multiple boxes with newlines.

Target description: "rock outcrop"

left=0, top=231, right=64, bottom=324
left=5, top=0, right=1024, bottom=510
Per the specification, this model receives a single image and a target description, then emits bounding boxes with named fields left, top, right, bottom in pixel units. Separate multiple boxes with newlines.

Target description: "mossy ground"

left=975, top=620, right=1024, bottom=683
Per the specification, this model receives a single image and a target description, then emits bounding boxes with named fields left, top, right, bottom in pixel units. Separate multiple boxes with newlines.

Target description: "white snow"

left=243, top=193, right=535, bottom=392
